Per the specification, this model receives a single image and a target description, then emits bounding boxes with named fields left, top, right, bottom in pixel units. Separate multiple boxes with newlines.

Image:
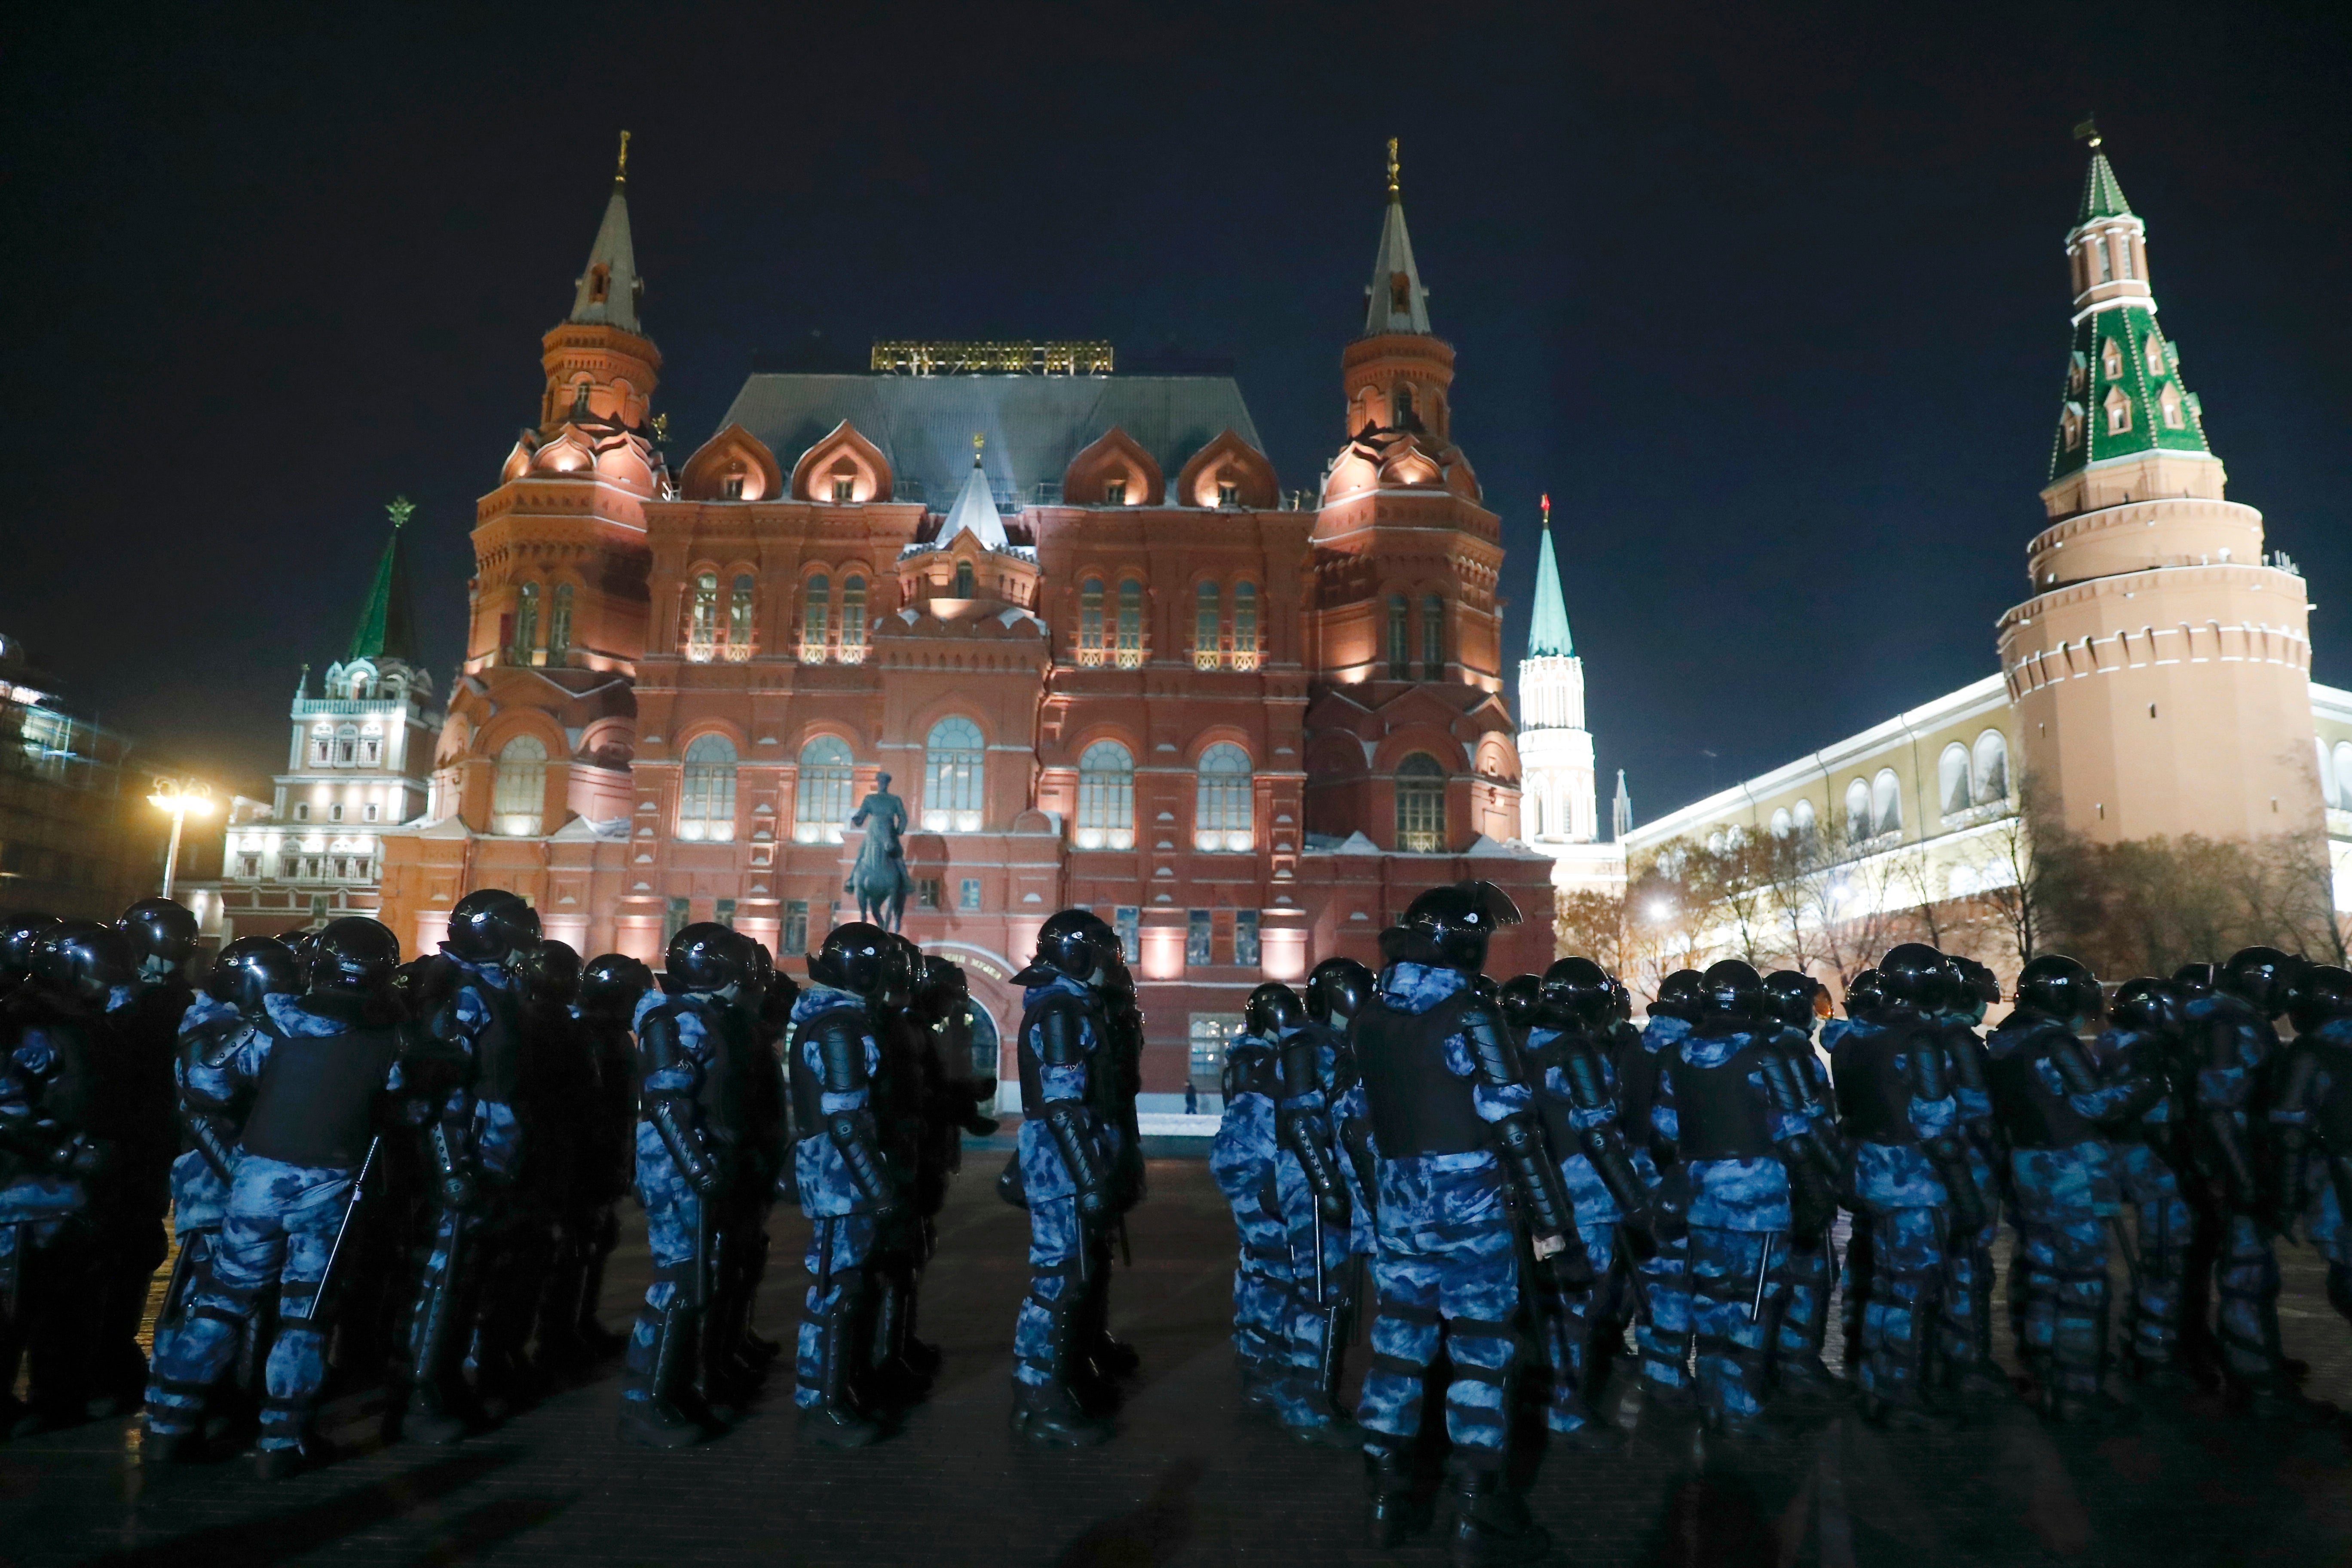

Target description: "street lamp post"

left=147, top=776, right=216, bottom=900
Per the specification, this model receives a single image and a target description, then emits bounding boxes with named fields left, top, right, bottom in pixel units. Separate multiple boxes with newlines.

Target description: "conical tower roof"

left=569, top=132, right=642, bottom=334
left=347, top=498, right=420, bottom=664
left=2076, top=147, right=2133, bottom=226
left=936, top=442, right=1009, bottom=552
left=1526, top=496, right=1573, bottom=657
left=1363, top=138, right=1432, bottom=336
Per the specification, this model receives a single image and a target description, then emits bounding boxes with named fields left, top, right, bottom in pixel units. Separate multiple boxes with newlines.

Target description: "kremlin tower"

left=1513, top=497, right=1624, bottom=895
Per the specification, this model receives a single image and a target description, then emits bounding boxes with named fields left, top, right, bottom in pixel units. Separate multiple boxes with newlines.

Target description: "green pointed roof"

left=2077, top=148, right=2133, bottom=225
left=1526, top=507, right=1573, bottom=657
left=346, top=499, right=420, bottom=664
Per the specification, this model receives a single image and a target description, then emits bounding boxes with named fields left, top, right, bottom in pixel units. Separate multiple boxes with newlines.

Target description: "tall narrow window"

left=548, top=583, right=574, bottom=660
left=513, top=582, right=540, bottom=663
left=839, top=576, right=866, bottom=660
left=1076, top=741, right=1135, bottom=849
left=1973, top=730, right=2011, bottom=805
left=1421, top=594, right=1445, bottom=672
left=793, top=736, right=853, bottom=843
left=493, top=735, right=547, bottom=836
left=677, top=735, right=738, bottom=841
left=1116, top=579, right=1143, bottom=668
left=1114, top=906, right=1139, bottom=963
left=1393, top=384, right=1415, bottom=426
left=1871, top=769, right=1903, bottom=836
left=335, top=725, right=358, bottom=766
left=1844, top=779, right=1871, bottom=844
left=688, top=573, right=717, bottom=660
left=953, top=560, right=976, bottom=600
left=1234, top=910, right=1261, bottom=968
left=1079, top=578, right=1106, bottom=664
left=782, top=900, right=809, bottom=956
left=1186, top=910, right=1213, bottom=966
left=1195, top=582, right=1222, bottom=670
left=1194, top=743, right=1253, bottom=852
left=1387, top=595, right=1409, bottom=679
left=1396, top=752, right=1446, bottom=851
left=1231, top=583, right=1258, bottom=670
left=1103, top=480, right=1127, bottom=506
left=923, top=717, right=985, bottom=832
left=1939, top=743, right=1973, bottom=817
left=728, top=575, right=755, bottom=660
left=802, top=575, right=830, bottom=662
left=2095, top=238, right=2113, bottom=282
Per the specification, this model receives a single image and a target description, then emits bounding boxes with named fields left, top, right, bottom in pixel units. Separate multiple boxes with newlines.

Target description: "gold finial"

left=616, top=129, right=631, bottom=184
left=1386, top=137, right=1400, bottom=198
left=2072, top=114, right=2101, bottom=150
left=972, top=431, right=986, bottom=459
left=650, top=412, right=670, bottom=446
left=386, top=495, right=414, bottom=529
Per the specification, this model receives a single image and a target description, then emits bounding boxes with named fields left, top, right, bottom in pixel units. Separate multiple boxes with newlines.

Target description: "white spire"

left=935, top=441, right=1008, bottom=552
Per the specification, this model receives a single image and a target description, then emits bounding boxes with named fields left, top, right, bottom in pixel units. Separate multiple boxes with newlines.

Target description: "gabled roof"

left=346, top=503, right=420, bottom=664
left=1526, top=513, right=1574, bottom=657
left=935, top=453, right=1010, bottom=551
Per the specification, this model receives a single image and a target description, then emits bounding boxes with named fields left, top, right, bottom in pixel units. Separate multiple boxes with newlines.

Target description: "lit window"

left=1115, top=579, right=1143, bottom=668
left=728, top=575, right=755, bottom=661
left=2068, top=353, right=2087, bottom=394
left=1114, top=906, right=1139, bottom=962
left=677, top=735, right=738, bottom=841
left=839, top=577, right=866, bottom=660
left=1195, top=582, right=1222, bottom=670
left=1234, top=910, right=1260, bottom=969
left=514, top=582, right=540, bottom=663
left=2117, top=236, right=2134, bottom=279
left=721, top=475, right=744, bottom=500
left=1871, top=769, right=1902, bottom=836
left=1844, top=778, right=1870, bottom=845
left=959, top=878, right=981, bottom=912
left=1387, top=595, right=1409, bottom=678
left=1186, top=910, right=1213, bottom=965
left=2144, top=334, right=2165, bottom=376
left=2159, top=383, right=2185, bottom=429
left=1421, top=594, right=1444, bottom=671
left=1194, top=743, right=1253, bottom=852
left=803, top=575, right=830, bottom=662
left=1973, top=730, right=2010, bottom=805
left=1076, top=741, right=1135, bottom=849
left=793, top=736, right=853, bottom=843
left=2105, top=386, right=2132, bottom=435
left=832, top=477, right=855, bottom=503
left=493, top=734, right=547, bottom=836
left=1792, top=799, right=1816, bottom=837
left=1396, top=752, right=1446, bottom=851
left=1104, top=480, right=1127, bottom=506
left=2101, top=338, right=2123, bottom=380
left=548, top=584, right=573, bottom=659
left=1188, top=1013, right=1240, bottom=1087
left=1232, top=583, right=1258, bottom=669
left=1939, top=742, right=1972, bottom=816
left=2061, top=404, right=2084, bottom=450
left=953, top=560, right=976, bottom=600
left=1217, top=482, right=1240, bottom=507
left=1078, top=578, right=1106, bottom=664
left=923, top=717, right=985, bottom=832
left=2095, top=238, right=2113, bottom=282
left=1770, top=807, right=1791, bottom=837
left=688, top=573, right=717, bottom=660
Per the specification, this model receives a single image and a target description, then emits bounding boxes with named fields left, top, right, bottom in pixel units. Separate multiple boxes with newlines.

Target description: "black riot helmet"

left=118, top=897, right=199, bottom=973
left=1700, top=959, right=1767, bottom=1022
left=1951, top=956, right=2001, bottom=1008
left=2172, top=962, right=2219, bottom=1000
left=1028, top=908, right=1111, bottom=984
left=1845, top=968, right=1886, bottom=1018
left=0, top=912, right=62, bottom=989
left=741, top=934, right=775, bottom=997
left=1245, top=982, right=1306, bottom=1039
left=2110, top=977, right=2184, bottom=1036
left=807, top=921, right=889, bottom=996
left=444, top=889, right=541, bottom=965
left=881, top=933, right=921, bottom=1006
left=1763, top=969, right=1826, bottom=1032
left=1650, top=968, right=1706, bottom=1023
left=1498, top=974, right=1543, bottom=1032
left=2220, top=946, right=2300, bottom=1019
left=522, top=939, right=582, bottom=1009
left=662, top=922, right=743, bottom=994
left=2014, top=954, right=2103, bottom=1026
left=34, top=921, right=135, bottom=1008
left=579, top=952, right=654, bottom=1021
left=1877, top=943, right=1952, bottom=1012
left=916, top=955, right=969, bottom=1023
left=1541, top=956, right=1617, bottom=1031
left=1305, top=956, right=1374, bottom=1026
left=1395, top=881, right=1522, bottom=975
left=2285, top=965, right=2352, bottom=1035
left=309, top=917, right=400, bottom=1000
left=205, top=936, right=300, bottom=1014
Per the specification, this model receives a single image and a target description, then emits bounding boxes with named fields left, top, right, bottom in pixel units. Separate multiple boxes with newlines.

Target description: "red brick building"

left=376, top=147, right=1555, bottom=1105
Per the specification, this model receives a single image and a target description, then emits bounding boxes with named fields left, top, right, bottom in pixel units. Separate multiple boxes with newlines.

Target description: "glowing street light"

left=148, top=775, right=216, bottom=900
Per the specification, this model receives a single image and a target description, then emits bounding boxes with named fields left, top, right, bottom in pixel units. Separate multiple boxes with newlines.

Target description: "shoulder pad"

left=1036, top=999, right=1090, bottom=1066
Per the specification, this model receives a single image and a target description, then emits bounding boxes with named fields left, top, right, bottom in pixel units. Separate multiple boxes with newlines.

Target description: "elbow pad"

left=815, top=1017, right=870, bottom=1096
left=183, top=1110, right=239, bottom=1183
left=825, top=1109, right=894, bottom=1205
left=647, top=1096, right=718, bottom=1193
left=1494, top=1112, right=1575, bottom=1240
left=1037, top=1003, right=1088, bottom=1068
left=1464, top=1008, right=1528, bottom=1090
left=1906, top=1034, right=1951, bottom=1101
left=1279, top=1108, right=1342, bottom=1200
left=1578, top=1123, right=1651, bottom=1217
left=1561, top=1044, right=1613, bottom=1112
left=1758, top=1052, right=1810, bottom=1119
left=1338, top=1114, right=1379, bottom=1202
left=1782, top=1128, right=1844, bottom=1184
left=2049, top=1038, right=2103, bottom=1097
left=1279, top=1036, right=1322, bottom=1103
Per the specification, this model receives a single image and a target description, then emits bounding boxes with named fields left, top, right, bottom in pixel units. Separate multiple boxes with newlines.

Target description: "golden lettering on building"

left=868, top=341, right=1115, bottom=377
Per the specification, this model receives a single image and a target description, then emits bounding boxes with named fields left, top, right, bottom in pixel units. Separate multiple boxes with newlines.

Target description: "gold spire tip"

left=616, top=129, right=631, bottom=184
left=972, top=431, right=985, bottom=459
left=1385, top=137, right=1400, bottom=198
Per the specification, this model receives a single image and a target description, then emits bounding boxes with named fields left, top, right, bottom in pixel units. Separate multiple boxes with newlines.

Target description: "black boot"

left=1447, top=1466, right=1549, bottom=1567
left=400, top=1255, right=476, bottom=1445
left=617, top=1299, right=707, bottom=1450
left=1366, top=1443, right=1430, bottom=1549
left=799, top=1298, right=883, bottom=1449
left=1009, top=1303, right=1112, bottom=1449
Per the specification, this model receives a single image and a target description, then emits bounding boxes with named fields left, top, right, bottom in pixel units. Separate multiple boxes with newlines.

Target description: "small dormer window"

left=954, top=560, right=975, bottom=599
left=588, top=263, right=610, bottom=303
left=2104, top=386, right=2132, bottom=435
left=2067, top=352, right=2088, bottom=394
left=1104, top=480, right=1127, bottom=506
left=2061, top=404, right=2083, bottom=450
left=2159, top=382, right=2185, bottom=429
left=721, top=473, right=745, bottom=500
left=2101, top=338, right=2122, bottom=380
left=2144, top=335, right=2165, bottom=377
left=1217, top=482, right=1240, bottom=508
left=831, top=477, right=855, bottom=503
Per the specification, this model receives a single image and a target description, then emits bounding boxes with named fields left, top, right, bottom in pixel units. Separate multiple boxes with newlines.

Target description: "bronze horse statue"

left=845, top=774, right=914, bottom=934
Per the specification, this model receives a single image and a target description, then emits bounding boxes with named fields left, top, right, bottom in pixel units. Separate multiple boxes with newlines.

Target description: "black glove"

left=1317, top=1186, right=1348, bottom=1224
left=1536, top=1231, right=1596, bottom=1289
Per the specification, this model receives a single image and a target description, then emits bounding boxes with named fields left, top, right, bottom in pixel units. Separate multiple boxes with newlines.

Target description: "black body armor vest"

left=1986, top=1020, right=2097, bottom=1151
left=1672, top=1034, right=1775, bottom=1161
left=1616, top=1026, right=1663, bottom=1146
left=241, top=1013, right=397, bottom=1169
left=1833, top=1024, right=1920, bottom=1146
left=1353, top=992, right=1487, bottom=1158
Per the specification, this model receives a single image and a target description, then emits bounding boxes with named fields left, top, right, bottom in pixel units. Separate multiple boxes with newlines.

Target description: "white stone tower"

left=1516, top=496, right=1623, bottom=892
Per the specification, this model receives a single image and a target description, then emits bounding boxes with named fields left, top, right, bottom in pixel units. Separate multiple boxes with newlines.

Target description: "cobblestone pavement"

left=5, top=1157, right=2352, bottom=1567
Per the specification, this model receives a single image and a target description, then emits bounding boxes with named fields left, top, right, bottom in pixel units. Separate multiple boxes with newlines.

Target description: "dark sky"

left=4, top=1, right=2347, bottom=823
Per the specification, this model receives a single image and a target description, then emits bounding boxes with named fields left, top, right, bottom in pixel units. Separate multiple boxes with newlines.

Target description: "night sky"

left=4, top=3, right=2346, bottom=824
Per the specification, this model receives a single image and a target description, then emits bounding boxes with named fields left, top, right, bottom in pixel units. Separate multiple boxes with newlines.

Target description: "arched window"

left=1195, top=582, right=1221, bottom=670
left=1395, top=752, right=1446, bottom=852
left=1387, top=595, right=1409, bottom=679
left=1194, top=743, right=1253, bottom=852
left=802, top=575, right=829, bottom=662
left=1079, top=578, right=1106, bottom=663
left=1973, top=730, right=2010, bottom=805
left=493, top=735, right=547, bottom=836
left=1844, top=778, right=1871, bottom=845
left=308, top=728, right=331, bottom=766
left=1115, top=579, right=1143, bottom=668
left=1792, top=798, right=1816, bottom=838
left=1871, top=769, right=1902, bottom=836
left=923, top=717, right=984, bottom=832
left=513, top=582, right=540, bottom=662
left=2323, top=739, right=2339, bottom=810
left=728, top=575, right=755, bottom=660
left=2101, top=337, right=2123, bottom=380
left=1770, top=807, right=1792, bottom=837
left=2104, top=386, right=2132, bottom=435
left=677, top=735, right=738, bottom=841
left=1939, top=743, right=1972, bottom=817
left=688, top=573, right=717, bottom=660
left=334, top=724, right=358, bottom=766
left=839, top=576, right=866, bottom=660
left=1393, top=384, right=1415, bottom=426
left=1232, top=582, right=1258, bottom=669
left=548, top=583, right=574, bottom=659
left=1076, top=741, right=1135, bottom=850
left=2334, top=741, right=2352, bottom=812
left=2158, top=383, right=2184, bottom=429
left=793, top=736, right=853, bottom=843
left=953, top=560, right=976, bottom=600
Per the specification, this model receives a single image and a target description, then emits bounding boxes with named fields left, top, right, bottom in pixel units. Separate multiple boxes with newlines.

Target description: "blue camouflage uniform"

left=1628, top=1013, right=1693, bottom=1395
left=1272, top=1022, right=1355, bottom=1428
left=2092, top=1019, right=2193, bottom=1370
left=2269, top=1015, right=2352, bottom=1327
left=623, top=986, right=721, bottom=1410
left=148, top=994, right=249, bottom=1379
left=1654, top=1023, right=1807, bottom=1423
left=1525, top=1022, right=1625, bottom=1437
left=146, top=993, right=401, bottom=1451
left=441, top=955, right=524, bottom=1180
left=1985, top=1013, right=2134, bottom=1405
left=1929, top=1014, right=2003, bottom=1382
left=786, top=980, right=889, bottom=1409
left=1353, top=962, right=1528, bottom=1470
left=1210, top=1029, right=1289, bottom=1395
left=2178, top=992, right=2285, bottom=1385
left=0, top=996, right=110, bottom=1414
left=1761, top=1020, right=1838, bottom=1383
left=1012, top=973, right=1121, bottom=1392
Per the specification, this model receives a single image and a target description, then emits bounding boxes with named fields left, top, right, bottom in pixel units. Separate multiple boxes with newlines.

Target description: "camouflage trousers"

left=1631, top=1152, right=1691, bottom=1391
left=1936, top=1142, right=2000, bottom=1372
left=623, top=1136, right=706, bottom=1407
left=1210, top=1150, right=1291, bottom=1382
left=2010, top=1150, right=2113, bottom=1399
left=1771, top=1227, right=1833, bottom=1371
left=2211, top=1210, right=2282, bottom=1382
left=1356, top=1164, right=1519, bottom=1470
left=1533, top=1219, right=1617, bottom=1434
left=0, top=1176, right=84, bottom=1411
left=1012, top=1185, right=1104, bottom=1389
left=796, top=1212, right=877, bottom=1408
left=146, top=1155, right=353, bottom=1449
left=1274, top=1148, right=1356, bottom=1426
left=1689, top=1225, right=1785, bottom=1421
left=1852, top=1204, right=1943, bottom=1406
left=2115, top=1142, right=2192, bottom=1366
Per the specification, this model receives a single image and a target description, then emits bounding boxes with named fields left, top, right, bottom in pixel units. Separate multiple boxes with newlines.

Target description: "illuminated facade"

left=0, top=633, right=177, bottom=920
left=375, top=144, right=1557, bottom=1102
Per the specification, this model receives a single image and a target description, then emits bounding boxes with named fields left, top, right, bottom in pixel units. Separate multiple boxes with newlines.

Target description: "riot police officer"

left=1255, top=980, right=1359, bottom=1447
left=784, top=922, right=899, bottom=1448
left=143, top=917, right=410, bottom=1478
left=1628, top=967, right=1704, bottom=1408
left=862, top=934, right=934, bottom=1406
left=1926, top=954, right=2006, bottom=1398
left=2272, top=965, right=2352, bottom=1348
left=1303, top=956, right=1377, bottom=1419
left=2094, top=977, right=2198, bottom=1388
left=552, top=952, right=651, bottom=1364
left=0, top=914, right=62, bottom=1002
left=1353, top=883, right=1578, bottom=1563
left=1212, top=980, right=1289, bottom=1415
left=1759, top=969, right=1840, bottom=1396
